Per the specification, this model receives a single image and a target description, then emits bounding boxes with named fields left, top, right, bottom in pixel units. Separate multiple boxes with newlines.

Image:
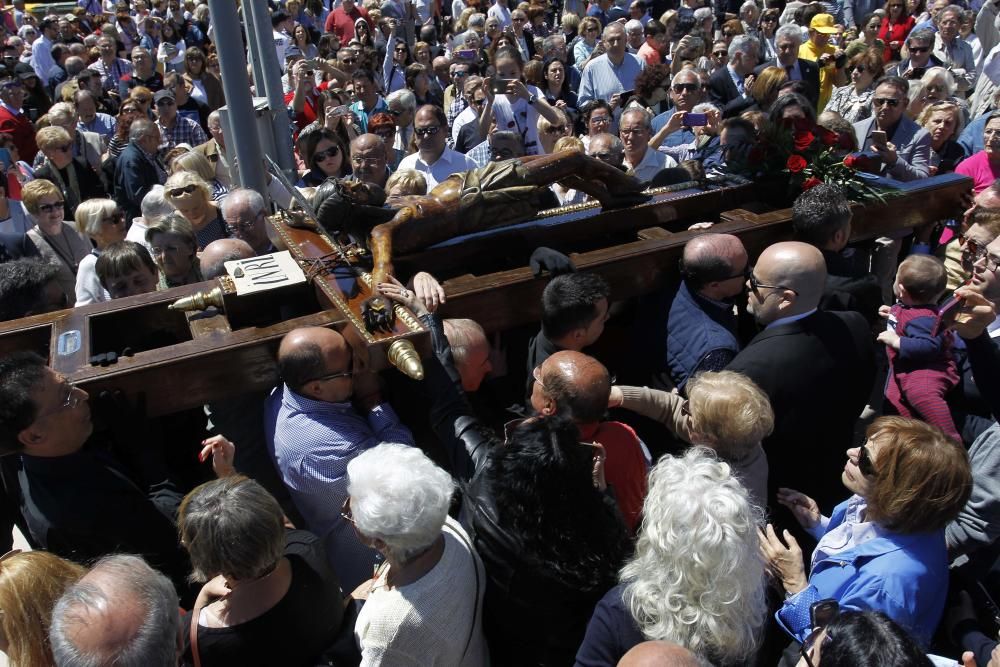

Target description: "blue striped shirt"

left=264, top=384, right=415, bottom=590
left=577, top=53, right=645, bottom=106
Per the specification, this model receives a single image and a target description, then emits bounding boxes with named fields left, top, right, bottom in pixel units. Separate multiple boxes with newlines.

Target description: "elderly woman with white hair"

left=179, top=475, right=346, bottom=665
left=163, top=170, right=228, bottom=249
left=73, top=198, right=126, bottom=305
left=347, top=443, right=488, bottom=666
left=575, top=447, right=768, bottom=666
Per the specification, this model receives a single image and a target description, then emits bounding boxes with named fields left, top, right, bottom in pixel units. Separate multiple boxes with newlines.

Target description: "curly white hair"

left=621, top=447, right=767, bottom=664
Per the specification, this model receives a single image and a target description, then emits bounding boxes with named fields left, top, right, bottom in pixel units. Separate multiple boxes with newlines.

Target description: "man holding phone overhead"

left=852, top=76, right=932, bottom=181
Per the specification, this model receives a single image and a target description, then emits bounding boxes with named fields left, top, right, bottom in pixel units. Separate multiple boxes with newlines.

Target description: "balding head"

left=682, top=233, right=749, bottom=299
left=618, top=641, right=703, bottom=667
left=200, top=238, right=255, bottom=279
left=350, top=133, right=388, bottom=187
left=531, top=350, right=610, bottom=423
left=747, top=241, right=827, bottom=325
left=49, top=555, right=180, bottom=667
left=277, top=327, right=353, bottom=401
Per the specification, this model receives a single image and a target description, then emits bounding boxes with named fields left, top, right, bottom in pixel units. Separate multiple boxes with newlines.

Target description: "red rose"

left=787, top=155, right=807, bottom=173
left=843, top=154, right=858, bottom=169
left=793, top=130, right=815, bottom=151
left=802, top=176, right=823, bottom=190
left=818, top=127, right=838, bottom=146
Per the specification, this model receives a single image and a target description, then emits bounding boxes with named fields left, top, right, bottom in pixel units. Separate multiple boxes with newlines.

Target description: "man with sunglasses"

left=852, top=76, right=932, bottom=181
left=152, top=88, right=206, bottom=150
left=398, top=104, right=478, bottom=189
left=886, top=29, right=941, bottom=80
left=265, top=326, right=415, bottom=590
left=650, top=70, right=702, bottom=148
left=727, top=241, right=876, bottom=513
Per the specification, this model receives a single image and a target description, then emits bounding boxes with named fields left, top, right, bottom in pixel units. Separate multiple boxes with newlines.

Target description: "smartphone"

left=932, top=294, right=965, bottom=336
left=329, top=105, right=351, bottom=117
left=302, top=59, right=318, bottom=69
left=491, top=77, right=514, bottom=95
left=619, top=89, right=635, bottom=106
left=871, top=130, right=888, bottom=148
left=810, top=599, right=840, bottom=630
left=834, top=52, right=847, bottom=68
left=455, top=48, right=476, bottom=60
left=683, top=112, right=708, bottom=126
left=910, top=66, right=926, bottom=79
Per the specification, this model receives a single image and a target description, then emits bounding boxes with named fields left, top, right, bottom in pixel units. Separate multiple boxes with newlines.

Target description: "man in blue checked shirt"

left=264, top=326, right=416, bottom=591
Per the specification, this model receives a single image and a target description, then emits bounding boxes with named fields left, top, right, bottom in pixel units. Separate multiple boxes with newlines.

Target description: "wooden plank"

left=637, top=227, right=674, bottom=240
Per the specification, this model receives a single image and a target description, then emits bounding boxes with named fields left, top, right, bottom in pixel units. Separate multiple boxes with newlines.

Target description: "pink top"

left=956, top=150, right=1000, bottom=194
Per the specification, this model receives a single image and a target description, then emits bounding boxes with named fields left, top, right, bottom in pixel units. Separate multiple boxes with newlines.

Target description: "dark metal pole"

left=207, top=0, right=268, bottom=195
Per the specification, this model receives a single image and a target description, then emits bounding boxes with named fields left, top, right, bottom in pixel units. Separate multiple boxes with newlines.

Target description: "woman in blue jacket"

left=760, top=416, right=971, bottom=651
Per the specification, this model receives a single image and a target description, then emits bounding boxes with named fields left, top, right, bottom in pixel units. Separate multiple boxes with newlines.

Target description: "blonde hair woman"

left=610, top=369, right=774, bottom=506
left=0, top=550, right=86, bottom=667
left=74, top=198, right=126, bottom=305
left=169, top=150, right=229, bottom=200
left=163, top=171, right=228, bottom=249
left=23, top=178, right=92, bottom=306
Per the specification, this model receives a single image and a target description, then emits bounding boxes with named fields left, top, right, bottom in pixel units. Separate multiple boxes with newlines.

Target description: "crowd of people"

left=4, top=0, right=1000, bottom=664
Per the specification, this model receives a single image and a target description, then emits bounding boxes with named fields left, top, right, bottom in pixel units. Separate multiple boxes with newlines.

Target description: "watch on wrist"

left=527, top=93, right=537, bottom=105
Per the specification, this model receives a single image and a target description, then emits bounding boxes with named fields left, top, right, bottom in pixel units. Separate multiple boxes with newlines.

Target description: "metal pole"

left=245, top=0, right=298, bottom=182
left=207, top=0, right=268, bottom=196
left=240, top=0, right=267, bottom=96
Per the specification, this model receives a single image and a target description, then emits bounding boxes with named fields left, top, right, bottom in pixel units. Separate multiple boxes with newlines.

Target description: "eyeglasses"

left=310, top=369, right=353, bottom=382
left=341, top=57, right=358, bottom=64
left=713, top=50, right=727, bottom=56
left=590, top=115, right=611, bottom=125
left=591, top=150, right=617, bottom=161
left=34, top=381, right=81, bottom=420
left=225, top=211, right=263, bottom=234
left=352, top=157, right=382, bottom=167
left=37, top=201, right=65, bottom=213
left=672, top=83, right=699, bottom=93
left=723, top=263, right=752, bottom=281
left=857, top=444, right=877, bottom=477
left=873, top=97, right=900, bottom=107
left=512, top=16, right=526, bottom=21
left=167, top=184, right=198, bottom=197
left=544, top=124, right=567, bottom=134
left=960, top=234, right=988, bottom=264
left=414, top=125, right=441, bottom=137
left=451, top=70, right=468, bottom=77
left=620, top=127, right=646, bottom=135
left=470, top=97, right=486, bottom=106
left=185, top=55, right=203, bottom=62
left=909, top=45, right=930, bottom=53
left=532, top=365, right=549, bottom=393
left=975, top=250, right=1000, bottom=273
left=748, top=270, right=798, bottom=299
left=313, top=146, right=340, bottom=161
left=54, top=143, right=72, bottom=153
left=340, top=496, right=355, bottom=524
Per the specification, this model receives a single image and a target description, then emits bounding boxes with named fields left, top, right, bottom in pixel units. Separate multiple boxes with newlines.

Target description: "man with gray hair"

left=708, top=34, right=760, bottom=117
left=651, top=70, right=703, bottom=147
left=587, top=132, right=626, bottom=170
left=754, top=24, right=820, bottom=108
left=932, top=5, right=975, bottom=92
left=578, top=22, right=646, bottom=112
left=50, top=554, right=182, bottom=667
left=195, top=109, right=232, bottom=188
left=624, top=19, right=645, bottom=53
left=221, top=188, right=273, bottom=255
left=886, top=28, right=941, bottom=80
left=125, top=184, right=171, bottom=250
left=114, top=119, right=166, bottom=223
left=620, top=107, right=676, bottom=183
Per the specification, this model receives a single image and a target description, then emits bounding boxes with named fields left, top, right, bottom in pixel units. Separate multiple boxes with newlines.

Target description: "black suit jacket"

left=708, top=66, right=756, bottom=118
left=755, top=58, right=821, bottom=109
left=114, top=142, right=162, bottom=224
left=0, top=232, right=39, bottom=263
left=727, top=310, right=876, bottom=511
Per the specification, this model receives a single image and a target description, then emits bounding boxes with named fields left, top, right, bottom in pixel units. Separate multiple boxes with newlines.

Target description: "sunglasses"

left=960, top=234, right=988, bottom=264
left=313, top=146, right=340, bottom=161
left=37, top=201, right=65, bottom=213
left=414, top=125, right=441, bottom=137
left=311, top=369, right=353, bottom=382
left=470, top=97, right=485, bottom=106
left=168, top=184, right=198, bottom=197
left=748, top=270, right=798, bottom=298
left=54, top=143, right=72, bottom=153
left=342, top=57, right=358, bottom=64
left=672, top=83, right=699, bottom=92
left=909, top=45, right=930, bottom=53
left=857, top=444, right=877, bottom=476
left=873, top=97, right=900, bottom=107
left=590, top=115, right=611, bottom=124
left=713, top=50, right=727, bottom=56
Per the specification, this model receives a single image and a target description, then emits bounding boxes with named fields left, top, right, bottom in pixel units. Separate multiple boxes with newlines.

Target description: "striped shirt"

left=577, top=52, right=645, bottom=107
left=264, top=384, right=415, bottom=590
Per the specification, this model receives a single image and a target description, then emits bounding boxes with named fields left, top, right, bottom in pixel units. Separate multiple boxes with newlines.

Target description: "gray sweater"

left=947, top=422, right=1000, bottom=558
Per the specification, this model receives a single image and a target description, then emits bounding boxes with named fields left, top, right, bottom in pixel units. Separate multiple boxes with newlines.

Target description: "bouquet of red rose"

left=752, top=117, right=892, bottom=204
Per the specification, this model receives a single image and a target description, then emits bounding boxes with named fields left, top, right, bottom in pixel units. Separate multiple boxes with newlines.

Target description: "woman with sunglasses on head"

left=878, top=0, right=915, bottom=63
left=163, top=171, right=228, bottom=249
left=796, top=610, right=933, bottom=667
left=32, top=126, right=106, bottom=222
left=182, top=46, right=224, bottom=113
left=823, top=47, right=883, bottom=122
left=74, top=198, right=126, bottom=306
left=574, top=16, right=602, bottom=68
left=761, top=416, right=971, bottom=650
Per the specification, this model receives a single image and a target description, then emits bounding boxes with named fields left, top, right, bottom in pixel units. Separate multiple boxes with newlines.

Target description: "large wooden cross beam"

left=0, top=173, right=971, bottom=416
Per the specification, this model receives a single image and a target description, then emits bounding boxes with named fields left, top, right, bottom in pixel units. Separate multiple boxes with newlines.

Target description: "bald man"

left=727, top=241, right=876, bottom=513
left=199, top=237, right=255, bottom=279
left=49, top=554, right=181, bottom=666
left=264, top=326, right=415, bottom=589
left=532, top=350, right=649, bottom=531
left=348, top=133, right=390, bottom=189
left=651, top=233, right=748, bottom=392
left=617, top=641, right=703, bottom=667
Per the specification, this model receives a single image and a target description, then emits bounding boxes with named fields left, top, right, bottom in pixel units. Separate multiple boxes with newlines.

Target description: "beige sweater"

left=618, top=385, right=769, bottom=508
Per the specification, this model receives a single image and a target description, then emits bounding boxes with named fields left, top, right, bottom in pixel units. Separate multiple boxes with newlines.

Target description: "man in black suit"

left=708, top=34, right=760, bottom=118
left=727, top=242, right=876, bottom=515
left=754, top=23, right=820, bottom=110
